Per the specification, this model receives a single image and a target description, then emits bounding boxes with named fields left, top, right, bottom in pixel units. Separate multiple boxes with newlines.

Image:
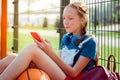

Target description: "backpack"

left=80, top=54, right=120, bottom=80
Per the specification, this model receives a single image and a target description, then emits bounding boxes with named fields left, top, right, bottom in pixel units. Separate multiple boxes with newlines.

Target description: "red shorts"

left=64, top=73, right=83, bottom=80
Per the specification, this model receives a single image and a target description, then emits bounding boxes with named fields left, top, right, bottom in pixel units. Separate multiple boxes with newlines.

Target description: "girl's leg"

left=0, top=44, right=66, bottom=80
left=0, top=54, right=17, bottom=74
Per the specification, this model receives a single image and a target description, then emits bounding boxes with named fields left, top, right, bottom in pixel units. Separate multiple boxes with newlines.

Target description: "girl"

left=0, top=2, right=97, bottom=80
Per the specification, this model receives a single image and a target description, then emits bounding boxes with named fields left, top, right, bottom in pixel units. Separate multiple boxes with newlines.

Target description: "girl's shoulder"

left=86, top=34, right=96, bottom=43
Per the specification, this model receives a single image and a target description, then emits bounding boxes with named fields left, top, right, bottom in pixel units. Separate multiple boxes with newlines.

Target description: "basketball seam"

left=38, top=69, right=43, bottom=74
left=27, top=69, right=30, bottom=80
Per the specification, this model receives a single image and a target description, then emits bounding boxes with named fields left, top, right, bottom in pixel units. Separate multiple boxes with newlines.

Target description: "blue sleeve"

left=80, top=39, right=97, bottom=60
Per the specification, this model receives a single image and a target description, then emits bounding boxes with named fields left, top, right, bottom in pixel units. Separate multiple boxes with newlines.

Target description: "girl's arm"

left=47, top=48, right=90, bottom=78
left=35, top=39, right=91, bottom=78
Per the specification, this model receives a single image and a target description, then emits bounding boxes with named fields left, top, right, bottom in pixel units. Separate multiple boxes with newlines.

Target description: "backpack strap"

left=72, top=35, right=92, bottom=66
left=107, top=55, right=116, bottom=72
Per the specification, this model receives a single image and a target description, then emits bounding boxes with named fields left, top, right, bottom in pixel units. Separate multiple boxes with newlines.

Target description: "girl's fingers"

left=34, top=39, right=45, bottom=50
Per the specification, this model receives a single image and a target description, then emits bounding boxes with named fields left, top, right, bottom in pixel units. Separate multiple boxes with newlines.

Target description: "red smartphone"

left=30, top=32, right=43, bottom=42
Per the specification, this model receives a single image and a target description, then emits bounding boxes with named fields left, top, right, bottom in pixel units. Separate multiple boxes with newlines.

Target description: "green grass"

left=7, top=31, right=59, bottom=53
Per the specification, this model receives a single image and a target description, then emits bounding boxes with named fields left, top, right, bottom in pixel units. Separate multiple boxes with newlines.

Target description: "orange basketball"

left=17, top=68, right=50, bottom=80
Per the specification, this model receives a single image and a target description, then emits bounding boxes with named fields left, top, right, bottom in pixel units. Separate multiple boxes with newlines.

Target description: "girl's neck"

left=72, top=32, right=83, bottom=37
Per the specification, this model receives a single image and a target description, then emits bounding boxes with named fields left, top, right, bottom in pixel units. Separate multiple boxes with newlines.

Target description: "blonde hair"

left=66, top=2, right=89, bottom=35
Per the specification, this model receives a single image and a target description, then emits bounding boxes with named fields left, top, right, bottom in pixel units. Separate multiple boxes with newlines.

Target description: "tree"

left=54, top=16, right=60, bottom=29
left=110, top=0, right=120, bottom=24
left=43, top=17, right=48, bottom=28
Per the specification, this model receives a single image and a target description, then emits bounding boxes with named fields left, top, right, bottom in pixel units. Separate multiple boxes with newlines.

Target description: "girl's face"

left=63, top=6, right=82, bottom=35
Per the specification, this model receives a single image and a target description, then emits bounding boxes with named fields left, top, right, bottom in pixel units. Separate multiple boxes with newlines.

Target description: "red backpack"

left=80, top=55, right=120, bottom=80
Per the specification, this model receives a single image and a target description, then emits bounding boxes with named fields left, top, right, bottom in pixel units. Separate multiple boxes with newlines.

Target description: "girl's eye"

left=62, top=16, right=73, bottom=20
left=69, top=17, right=73, bottom=20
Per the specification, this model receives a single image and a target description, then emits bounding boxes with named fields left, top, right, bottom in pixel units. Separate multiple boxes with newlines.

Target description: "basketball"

left=17, top=68, right=50, bottom=80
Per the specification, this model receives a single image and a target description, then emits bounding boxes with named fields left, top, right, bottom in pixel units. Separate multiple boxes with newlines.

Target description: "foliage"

left=89, top=0, right=120, bottom=26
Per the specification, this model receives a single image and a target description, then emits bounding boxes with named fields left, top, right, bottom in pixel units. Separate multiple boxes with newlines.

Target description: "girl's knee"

left=0, top=54, right=17, bottom=73
left=20, top=44, right=40, bottom=57
left=5, top=54, right=17, bottom=65
left=0, top=54, right=17, bottom=63
left=8, top=54, right=17, bottom=60
left=23, top=44, right=38, bottom=51
left=26, top=44, right=42, bottom=53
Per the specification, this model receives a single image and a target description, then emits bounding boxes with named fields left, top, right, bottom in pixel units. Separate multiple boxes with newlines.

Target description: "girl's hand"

left=34, top=39, right=53, bottom=54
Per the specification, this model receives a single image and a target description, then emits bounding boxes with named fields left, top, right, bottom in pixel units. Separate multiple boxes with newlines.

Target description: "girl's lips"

left=65, top=26, right=70, bottom=29
left=65, top=27, right=69, bottom=30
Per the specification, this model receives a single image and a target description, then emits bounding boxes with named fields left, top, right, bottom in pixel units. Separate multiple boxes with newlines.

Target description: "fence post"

left=57, top=0, right=70, bottom=46
left=12, top=0, right=19, bottom=53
